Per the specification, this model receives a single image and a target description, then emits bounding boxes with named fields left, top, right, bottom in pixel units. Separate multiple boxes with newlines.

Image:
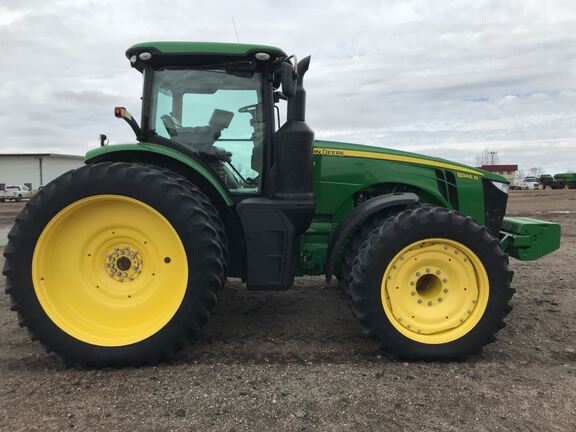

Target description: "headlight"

left=491, top=181, right=509, bottom=194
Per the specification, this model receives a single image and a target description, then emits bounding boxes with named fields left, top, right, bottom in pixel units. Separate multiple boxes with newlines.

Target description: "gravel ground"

left=0, top=190, right=575, bottom=431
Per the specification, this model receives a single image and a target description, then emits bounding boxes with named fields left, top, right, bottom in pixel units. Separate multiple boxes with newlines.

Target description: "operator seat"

left=161, top=109, right=234, bottom=160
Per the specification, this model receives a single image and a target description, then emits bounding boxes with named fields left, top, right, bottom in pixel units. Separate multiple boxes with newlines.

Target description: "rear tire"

left=349, top=206, right=513, bottom=361
left=3, top=162, right=226, bottom=367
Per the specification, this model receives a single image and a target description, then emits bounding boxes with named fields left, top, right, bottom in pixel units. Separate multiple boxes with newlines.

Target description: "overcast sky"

left=1, top=0, right=576, bottom=173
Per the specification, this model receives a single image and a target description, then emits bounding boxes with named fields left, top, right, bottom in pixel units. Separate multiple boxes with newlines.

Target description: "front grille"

left=482, top=180, right=508, bottom=236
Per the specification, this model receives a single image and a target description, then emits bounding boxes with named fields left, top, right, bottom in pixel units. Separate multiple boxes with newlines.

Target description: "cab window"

left=150, top=69, right=265, bottom=194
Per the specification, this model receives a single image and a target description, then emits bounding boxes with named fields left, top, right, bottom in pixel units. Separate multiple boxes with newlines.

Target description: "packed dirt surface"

left=1, top=190, right=575, bottom=431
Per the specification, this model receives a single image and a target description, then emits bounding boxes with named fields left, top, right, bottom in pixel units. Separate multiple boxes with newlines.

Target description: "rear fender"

left=85, top=143, right=233, bottom=206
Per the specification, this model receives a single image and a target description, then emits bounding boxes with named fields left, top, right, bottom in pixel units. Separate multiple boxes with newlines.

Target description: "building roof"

left=0, top=153, right=83, bottom=160
left=480, top=164, right=518, bottom=172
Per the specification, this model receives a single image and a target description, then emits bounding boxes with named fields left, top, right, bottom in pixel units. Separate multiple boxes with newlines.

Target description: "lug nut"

left=416, top=272, right=421, bottom=277
left=438, top=298, right=443, bottom=302
left=436, top=270, right=441, bottom=275
left=443, top=288, right=448, bottom=293
left=411, top=291, right=416, bottom=296
left=443, top=278, right=448, bottom=283
left=418, top=299, right=423, bottom=304
left=410, top=281, right=415, bottom=286
left=427, top=301, right=433, bottom=306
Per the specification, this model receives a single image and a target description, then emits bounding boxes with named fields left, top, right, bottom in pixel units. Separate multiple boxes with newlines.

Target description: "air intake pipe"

left=273, top=55, right=315, bottom=203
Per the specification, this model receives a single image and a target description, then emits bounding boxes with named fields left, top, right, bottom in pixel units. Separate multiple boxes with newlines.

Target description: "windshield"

left=149, top=68, right=265, bottom=194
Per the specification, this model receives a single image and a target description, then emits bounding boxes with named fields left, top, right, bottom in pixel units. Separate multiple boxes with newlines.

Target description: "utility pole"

left=489, top=151, right=497, bottom=165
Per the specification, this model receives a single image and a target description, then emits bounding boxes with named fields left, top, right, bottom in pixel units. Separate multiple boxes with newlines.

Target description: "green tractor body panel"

left=85, top=143, right=233, bottom=206
left=300, top=140, right=514, bottom=275
left=128, top=41, right=286, bottom=57
left=500, top=217, right=561, bottom=260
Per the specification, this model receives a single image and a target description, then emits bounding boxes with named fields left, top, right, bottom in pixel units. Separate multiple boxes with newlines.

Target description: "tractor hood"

left=313, top=140, right=507, bottom=183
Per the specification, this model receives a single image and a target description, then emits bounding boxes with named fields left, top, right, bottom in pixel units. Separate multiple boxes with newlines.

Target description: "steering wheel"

left=238, top=103, right=259, bottom=114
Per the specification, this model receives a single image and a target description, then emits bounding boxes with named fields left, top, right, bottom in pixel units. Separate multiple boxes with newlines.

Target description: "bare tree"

left=475, top=149, right=499, bottom=166
left=528, top=167, right=543, bottom=177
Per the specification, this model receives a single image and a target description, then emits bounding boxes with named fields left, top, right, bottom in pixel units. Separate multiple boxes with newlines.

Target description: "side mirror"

left=114, top=106, right=143, bottom=140
left=281, top=61, right=297, bottom=98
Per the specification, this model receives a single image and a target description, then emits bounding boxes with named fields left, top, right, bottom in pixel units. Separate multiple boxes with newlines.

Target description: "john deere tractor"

left=3, top=42, right=561, bottom=367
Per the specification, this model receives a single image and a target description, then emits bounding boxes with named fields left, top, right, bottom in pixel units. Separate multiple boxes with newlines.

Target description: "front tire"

left=3, top=162, right=226, bottom=367
left=349, top=206, right=513, bottom=361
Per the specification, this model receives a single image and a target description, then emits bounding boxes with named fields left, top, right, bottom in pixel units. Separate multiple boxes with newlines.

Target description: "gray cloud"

left=1, top=0, right=576, bottom=173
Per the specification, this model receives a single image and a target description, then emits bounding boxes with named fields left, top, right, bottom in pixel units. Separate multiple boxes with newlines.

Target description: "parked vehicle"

left=512, top=177, right=539, bottom=190
left=3, top=41, right=561, bottom=367
left=0, top=185, right=32, bottom=202
left=539, top=174, right=565, bottom=190
left=553, top=173, right=576, bottom=189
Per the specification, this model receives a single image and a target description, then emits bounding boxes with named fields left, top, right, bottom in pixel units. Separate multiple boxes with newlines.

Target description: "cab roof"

left=126, top=41, right=286, bottom=71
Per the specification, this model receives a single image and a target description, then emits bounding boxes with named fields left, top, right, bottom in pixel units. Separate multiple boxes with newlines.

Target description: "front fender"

left=325, top=192, right=419, bottom=282
left=85, top=143, right=233, bottom=206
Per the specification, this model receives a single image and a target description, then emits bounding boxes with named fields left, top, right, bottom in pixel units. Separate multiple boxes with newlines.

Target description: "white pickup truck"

left=0, top=185, right=33, bottom=202
left=511, top=177, right=540, bottom=190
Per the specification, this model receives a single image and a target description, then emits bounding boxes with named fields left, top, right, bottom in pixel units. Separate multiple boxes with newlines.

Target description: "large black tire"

left=349, top=206, right=514, bottom=361
left=340, top=203, right=419, bottom=295
left=3, top=162, right=226, bottom=367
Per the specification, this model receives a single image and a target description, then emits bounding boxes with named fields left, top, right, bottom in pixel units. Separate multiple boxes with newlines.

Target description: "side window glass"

left=154, top=90, right=173, bottom=139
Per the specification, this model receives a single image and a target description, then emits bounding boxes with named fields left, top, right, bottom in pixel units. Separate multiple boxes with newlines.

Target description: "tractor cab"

left=121, top=43, right=306, bottom=194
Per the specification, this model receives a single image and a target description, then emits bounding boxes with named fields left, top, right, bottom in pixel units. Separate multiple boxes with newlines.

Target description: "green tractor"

left=3, top=42, right=561, bottom=367
left=553, top=173, right=576, bottom=190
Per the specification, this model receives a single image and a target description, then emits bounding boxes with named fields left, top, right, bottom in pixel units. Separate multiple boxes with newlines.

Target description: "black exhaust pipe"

left=287, top=56, right=311, bottom=122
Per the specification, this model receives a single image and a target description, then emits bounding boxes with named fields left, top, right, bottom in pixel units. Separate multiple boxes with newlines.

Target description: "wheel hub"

left=381, top=238, right=489, bottom=344
left=32, top=194, right=188, bottom=347
left=105, top=245, right=143, bottom=282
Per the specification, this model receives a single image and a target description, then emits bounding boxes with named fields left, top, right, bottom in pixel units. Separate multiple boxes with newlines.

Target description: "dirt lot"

left=0, top=190, right=575, bottom=431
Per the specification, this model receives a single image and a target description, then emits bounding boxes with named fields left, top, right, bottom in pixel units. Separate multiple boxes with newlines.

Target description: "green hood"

left=314, top=140, right=507, bottom=183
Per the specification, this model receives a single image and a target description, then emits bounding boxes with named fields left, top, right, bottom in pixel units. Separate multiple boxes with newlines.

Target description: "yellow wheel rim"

left=32, top=195, right=188, bottom=347
left=381, top=238, right=489, bottom=344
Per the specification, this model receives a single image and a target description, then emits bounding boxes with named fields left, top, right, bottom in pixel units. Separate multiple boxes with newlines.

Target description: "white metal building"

left=0, top=153, right=84, bottom=190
